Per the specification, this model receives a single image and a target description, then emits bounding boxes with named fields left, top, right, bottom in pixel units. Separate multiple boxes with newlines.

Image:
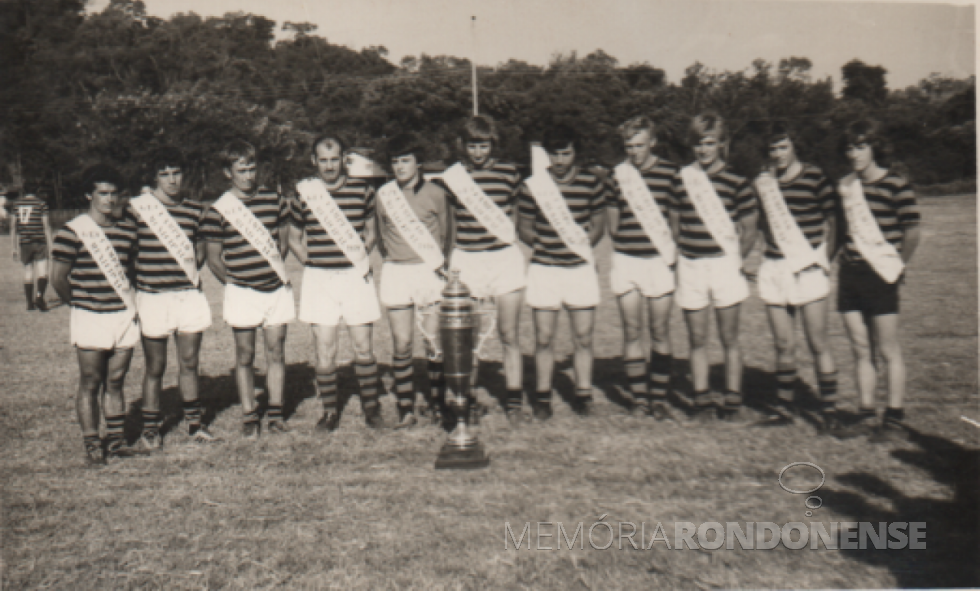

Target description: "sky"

left=88, top=0, right=975, bottom=91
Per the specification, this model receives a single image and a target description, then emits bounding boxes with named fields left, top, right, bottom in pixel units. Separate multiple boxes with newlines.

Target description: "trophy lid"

left=442, top=269, right=472, bottom=300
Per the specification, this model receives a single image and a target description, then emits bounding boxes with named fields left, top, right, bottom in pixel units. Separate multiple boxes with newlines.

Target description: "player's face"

left=224, top=158, right=257, bottom=193
left=768, top=138, right=797, bottom=170
left=155, top=166, right=183, bottom=198
left=625, top=130, right=656, bottom=168
left=391, top=154, right=419, bottom=184
left=547, top=144, right=576, bottom=178
left=465, top=141, right=492, bottom=167
left=87, top=182, right=119, bottom=216
left=845, top=142, right=875, bottom=173
left=313, top=143, right=345, bottom=184
left=694, top=134, right=723, bottom=167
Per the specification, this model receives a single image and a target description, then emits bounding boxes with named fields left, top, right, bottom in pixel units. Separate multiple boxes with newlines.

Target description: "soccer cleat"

left=830, top=412, right=878, bottom=440
left=242, top=422, right=261, bottom=440
left=315, top=412, right=341, bottom=433
left=26, top=301, right=35, bottom=311
left=532, top=402, right=553, bottom=422
left=35, top=297, right=48, bottom=312
left=631, top=398, right=652, bottom=417
left=189, top=425, right=219, bottom=443
left=869, top=418, right=909, bottom=443
left=818, top=411, right=843, bottom=435
left=752, top=403, right=796, bottom=427
left=267, top=419, right=291, bottom=434
left=84, top=444, right=106, bottom=466
left=105, top=443, right=148, bottom=461
left=572, top=397, right=594, bottom=417
left=394, top=411, right=418, bottom=430
left=505, top=408, right=526, bottom=426
left=649, top=400, right=674, bottom=422
left=364, top=407, right=385, bottom=429
left=137, top=431, right=162, bottom=452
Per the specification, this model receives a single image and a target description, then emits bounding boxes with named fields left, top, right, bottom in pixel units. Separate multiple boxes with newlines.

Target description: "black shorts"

left=837, top=260, right=900, bottom=316
left=19, top=241, right=47, bottom=265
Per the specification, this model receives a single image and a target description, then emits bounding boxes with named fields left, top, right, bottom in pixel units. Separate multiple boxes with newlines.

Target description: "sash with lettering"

left=614, top=161, right=677, bottom=265
left=838, top=174, right=904, bottom=283
left=680, top=165, right=740, bottom=261
left=65, top=214, right=137, bottom=314
left=295, top=177, right=371, bottom=276
left=129, top=194, right=200, bottom=286
left=377, top=180, right=445, bottom=270
left=441, top=163, right=517, bottom=245
left=212, top=191, right=290, bottom=284
left=530, top=144, right=551, bottom=176
left=754, top=172, right=829, bottom=274
left=525, top=173, right=594, bottom=264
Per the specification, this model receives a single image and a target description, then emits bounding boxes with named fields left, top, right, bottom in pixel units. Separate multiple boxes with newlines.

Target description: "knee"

left=622, top=322, right=641, bottom=344
left=571, top=330, right=593, bottom=349
left=878, top=341, right=903, bottom=363
left=773, top=336, right=794, bottom=358
left=849, top=338, right=872, bottom=360
left=235, top=343, right=255, bottom=367
left=106, top=368, right=128, bottom=391
left=267, top=344, right=286, bottom=365
left=178, top=351, right=199, bottom=373
left=78, top=371, right=104, bottom=395
left=392, top=339, right=413, bottom=359
left=498, top=325, right=519, bottom=349
left=145, top=355, right=167, bottom=377
left=351, top=343, right=374, bottom=364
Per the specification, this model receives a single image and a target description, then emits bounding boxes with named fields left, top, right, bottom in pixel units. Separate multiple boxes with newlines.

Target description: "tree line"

left=1, top=0, right=975, bottom=207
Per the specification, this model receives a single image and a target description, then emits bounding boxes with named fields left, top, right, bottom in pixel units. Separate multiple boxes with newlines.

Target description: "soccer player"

left=289, top=135, right=384, bottom=432
left=607, top=115, right=679, bottom=419
left=442, top=115, right=526, bottom=423
left=753, top=122, right=839, bottom=428
left=517, top=125, right=607, bottom=419
left=202, top=140, right=295, bottom=438
left=11, top=184, right=54, bottom=311
left=376, top=134, right=452, bottom=429
left=50, top=164, right=140, bottom=465
left=670, top=112, right=758, bottom=420
left=127, top=147, right=215, bottom=448
left=833, top=119, right=921, bottom=441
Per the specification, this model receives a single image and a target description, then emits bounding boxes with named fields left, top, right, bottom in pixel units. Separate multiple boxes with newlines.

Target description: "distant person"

left=50, top=164, right=140, bottom=465
left=11, top=184, right=54, bottom=311
left=832, top=119, right=921, bottom=442
left=289, top=135, right=384, bottom=432
left=753, top=122, right=839, bottom=429
left=375, top=134, right=453, bottom=429
left=126, top=147, right=215, bottom=449
left=202, top=140, right=294, bottom=438
left=607, top=115, right=679, bottom=419
left=443, top=115, right=526, bottom=423
left=517, top=125, right=607, bottom=419
left=670, top=111, right=758, bottom=421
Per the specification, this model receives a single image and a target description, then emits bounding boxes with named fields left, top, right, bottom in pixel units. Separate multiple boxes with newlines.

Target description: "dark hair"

left=149, top=146, right=185, bottom=175
left=460, top=115, right=499, bottom=144
left=218, top=139, right=257, bottom=170
left=687, top=111, right=728, bottom=145
left=22, top=180, right=39, bottom=196
left=35, top=186, right=52, bottom=200
left=619, top=115, right=655, bottom=141
left=385, top=133, right=424, bottom=163
left=542, top=125, right=580, bottom=153
left=765, top=120, right=794, bottom=146
left=839, top=119, right=889, bottom=160
left=81, top=164, right=123, bottom=195
left=311, top=135, right=347, bottom=157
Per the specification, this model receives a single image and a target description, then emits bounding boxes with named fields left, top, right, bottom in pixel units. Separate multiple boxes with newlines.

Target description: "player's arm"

left=738, top=209, right=759, bottom=259
left=588, top=179, right=607, bottom=247
left=278, top=221, right=290, bottom=259
left=899, top=225, right=921, bottom=264
left=605, top=199, right=621, bottom=242
left=10, top=211, right=18, bottom=260
left=363, top=216, right=377, bottom=254
left=823, top=215, right=837, bottom=263
left=374, top=196, right=388, bottom=259
left=287, top=222, right=308, bottom=265
left=206, top=241, right=227, bottom=285
left=195, top=241, right=207, bottom=269
left=438, top=189, right=453, bottom=269
left=50, top=259, right=72, bottom=304
left=517, top=184, right=536, bottom=246
left=42, top=214, right=53, bottom=254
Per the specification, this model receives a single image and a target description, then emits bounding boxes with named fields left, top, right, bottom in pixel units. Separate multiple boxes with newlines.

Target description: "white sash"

left=213, top=192, right=290, bottom=284
left=377, top=180, right=445, bottom=270
left=838, top=174, right=905, bottom=283
left=295, top=178, right=371, bottom=276
left=130, top=195, right=200, bottom=286
left=525, top=173, right=594, bottom=264
left=755, top=173, right=829, bottom=273
left=681, top=165, right=740, bottom=261
left=614, top=162, right=677, bottom=265
left=441, top=163, right=517, bottom=245
left=65, top=214, right=136, bottom=314
left=531, top=144, right=551, bottom=176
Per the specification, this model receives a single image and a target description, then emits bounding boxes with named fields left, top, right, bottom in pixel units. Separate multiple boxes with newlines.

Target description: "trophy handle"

left=416, top=305, right=443, bottom=360
left=472, top=305, right=497, bottom=362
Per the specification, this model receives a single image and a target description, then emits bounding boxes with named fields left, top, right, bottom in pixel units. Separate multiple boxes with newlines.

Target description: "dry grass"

left=2, top=195, right=977, bottom=589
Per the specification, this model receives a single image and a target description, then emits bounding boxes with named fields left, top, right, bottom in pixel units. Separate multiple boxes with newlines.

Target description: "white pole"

left=471, top=15, right=478, bottom=116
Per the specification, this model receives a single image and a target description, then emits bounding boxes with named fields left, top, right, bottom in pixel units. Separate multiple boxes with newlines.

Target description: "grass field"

left=2, top=195, right=977, bottom=589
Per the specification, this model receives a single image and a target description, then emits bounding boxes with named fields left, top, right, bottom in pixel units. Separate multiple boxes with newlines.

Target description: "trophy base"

left=434, top=441, right=490, bottom=470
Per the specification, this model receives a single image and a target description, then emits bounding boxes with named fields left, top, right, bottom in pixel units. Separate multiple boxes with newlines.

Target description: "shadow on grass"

left=818, top=427, right=980, bottom=587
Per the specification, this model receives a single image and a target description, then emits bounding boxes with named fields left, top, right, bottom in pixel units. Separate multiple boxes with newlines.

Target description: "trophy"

left=434, top=270, right=490, bottom=470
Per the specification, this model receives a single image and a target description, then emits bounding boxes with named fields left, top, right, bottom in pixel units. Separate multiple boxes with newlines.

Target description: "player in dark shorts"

left=832, top=120, right=921, bottom=442
left=11, top=184, right=54, bottom=311
left=50, top=165, right=141, bottom=465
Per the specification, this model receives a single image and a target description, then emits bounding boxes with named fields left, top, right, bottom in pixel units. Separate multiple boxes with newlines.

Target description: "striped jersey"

left=518, top=167, right=608, bottom=267
left=608, top=158, right=678, bottom=258
left=52, top=217, right=138, bottom=312
left=841, top=170, right=920, bottom=265
left=201, top=191, right=290, bottom=292
left=289, top=176, right=375, bottom=270
left=451, top=159, right=522, bottom=252
left=670, top=165, right=757, bottom=259
left=759, top=164, right=837, bottom=260
left=12, top=195, right=49, bottom=244
left=126, top=198, right=207, bottom=293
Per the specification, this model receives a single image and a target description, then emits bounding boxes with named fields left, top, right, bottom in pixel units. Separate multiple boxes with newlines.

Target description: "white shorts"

left=299, top=266, right=381, bottom=326
left=70, top=307, right=140, bottom=350
left=758, top=258, right=830, bottom=307
left=449, top=246, right=527, bottom=299
left=379, top=262, right=445, bottom=309
left=610, top=252, right=675, bottom=299
left=676, top=254, right=749, bottom=310
left=136, top=289, right=212, bottom=338
left=525, top=263, right=601, bottom=310
left=223, top=283, right=296, bottom=329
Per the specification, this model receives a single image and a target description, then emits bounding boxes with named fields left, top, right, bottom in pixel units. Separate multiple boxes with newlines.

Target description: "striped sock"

left=36, top=277, right=48, bottom=300
left=693, top=389, right=713, bottom=408
left=817, top=371, right=839, bottom=412
left=576, top=387, right=593, bottom=402
left=142, top=410, right=162, bottom=436
left=624, top=358, right=648, bottom=402
left=83, top=433, right=101, bottom=450
left=427, top=359, right=445, bottom=411
left=316, top=370, right=339, bottom=413
left=355, top=361, right=380, bottom=412
left=649, top=352, right=672, bottom=401
left=183, top=399, right=203, bottom=430
left=776, top=365, right=797, bottom=404
left=243, top=408, right=261, bottom=426
left=267, top=404, right=283, bottom=422
left=105, top=414, right=126, bottom=451
left=23, top=283, right=34, bottom=307
left=884, top=407, right=905, bottom=422
left=392, top=354, right=415, bottom=414
left=506, top=388, right=523, bottom=412
left=535, top=389, right=552, bottom=410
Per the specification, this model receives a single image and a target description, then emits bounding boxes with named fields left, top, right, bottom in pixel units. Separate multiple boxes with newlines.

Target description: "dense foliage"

left=1, top=0, right=974, bottom=206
